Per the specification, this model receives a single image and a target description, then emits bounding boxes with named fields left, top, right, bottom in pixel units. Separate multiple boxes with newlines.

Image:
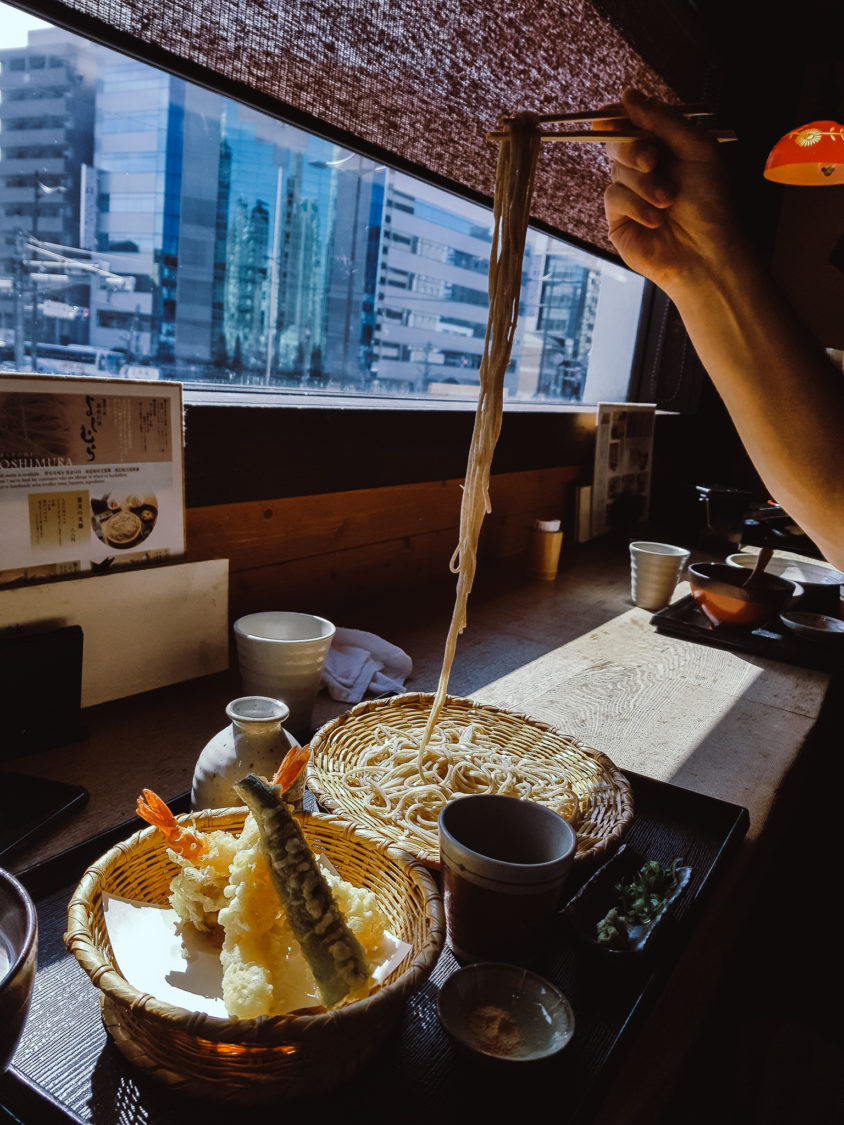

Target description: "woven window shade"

left=38, top=0, right=694, bottom=254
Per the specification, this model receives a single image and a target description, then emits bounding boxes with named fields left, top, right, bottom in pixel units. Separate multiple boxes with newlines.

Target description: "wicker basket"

left=65, top=808, right=444, bottom=1103
left=307, top=692, right=634, bottom=868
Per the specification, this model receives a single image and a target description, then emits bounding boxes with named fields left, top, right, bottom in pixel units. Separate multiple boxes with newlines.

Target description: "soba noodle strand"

left=420, top=115, right=542, bottom=753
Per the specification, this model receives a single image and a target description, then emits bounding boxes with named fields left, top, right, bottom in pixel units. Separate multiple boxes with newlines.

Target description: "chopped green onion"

left=595, top=857, right=683, bottom=949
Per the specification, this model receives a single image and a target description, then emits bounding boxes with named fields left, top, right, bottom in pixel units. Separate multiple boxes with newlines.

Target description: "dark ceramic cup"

left=0, top=867, right=38, bottom=1072
left=439, top=794, right=576, bottom=965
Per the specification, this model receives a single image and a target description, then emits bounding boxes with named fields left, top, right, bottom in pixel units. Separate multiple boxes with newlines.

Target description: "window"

left=0, top=4, right=646, bottom=407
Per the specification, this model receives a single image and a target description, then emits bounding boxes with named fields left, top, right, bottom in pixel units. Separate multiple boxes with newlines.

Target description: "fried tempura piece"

left=167, top=829, right=241, bottom=933
left=217, top=800, right=393, bottom=1018
left=235, top=774, right=369, bottom=1008
left=137, top=788, right=240, bottom=933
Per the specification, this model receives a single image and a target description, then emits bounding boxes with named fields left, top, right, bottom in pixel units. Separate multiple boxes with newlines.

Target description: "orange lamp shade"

left=764, top=121, right=844, bottom=185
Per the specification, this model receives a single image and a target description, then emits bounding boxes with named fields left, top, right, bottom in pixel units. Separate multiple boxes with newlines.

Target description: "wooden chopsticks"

left=486, top=104, right=737, bottom=144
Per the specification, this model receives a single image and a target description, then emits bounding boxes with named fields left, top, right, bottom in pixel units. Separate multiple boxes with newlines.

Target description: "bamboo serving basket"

left=307, top=692, right=635, bottom=868
left=65, top=808, right=444, bottom=1103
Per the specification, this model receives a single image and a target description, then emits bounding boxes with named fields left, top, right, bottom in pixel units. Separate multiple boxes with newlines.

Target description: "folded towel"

left=321, top=627, right=413, bottom=703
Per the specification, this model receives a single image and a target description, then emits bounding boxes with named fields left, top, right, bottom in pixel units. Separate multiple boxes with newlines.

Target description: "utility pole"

left=30, top=172, right=39, bottom=372
left=13, top=230, right=26, bottom=370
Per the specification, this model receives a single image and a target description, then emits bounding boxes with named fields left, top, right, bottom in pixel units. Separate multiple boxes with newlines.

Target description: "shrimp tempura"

left=137, top=788, right=240, bottom=933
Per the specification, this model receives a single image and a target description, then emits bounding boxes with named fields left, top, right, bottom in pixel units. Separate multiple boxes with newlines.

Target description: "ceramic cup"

left=439, top=794, right=577, bottom=965
left=233, top=612, right=335, bottom=739
left=0, top=867, right=38, bottom=1073
left=629, top=541, right=691, bottom=611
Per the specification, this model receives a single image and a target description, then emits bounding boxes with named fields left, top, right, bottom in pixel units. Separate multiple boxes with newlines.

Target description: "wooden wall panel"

left=186, top=466, right=580, bottom=619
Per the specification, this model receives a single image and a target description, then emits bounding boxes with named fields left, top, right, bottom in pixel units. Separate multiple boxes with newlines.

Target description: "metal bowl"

left=0, top=868, right=38, bottom=1072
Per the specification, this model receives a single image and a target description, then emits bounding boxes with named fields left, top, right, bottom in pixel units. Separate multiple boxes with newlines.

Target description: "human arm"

left=604, top=88, right=844, bottom=571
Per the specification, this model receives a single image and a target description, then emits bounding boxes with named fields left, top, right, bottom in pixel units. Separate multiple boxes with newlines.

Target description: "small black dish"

left=779, top=610, right=844, bottom=643
left=562, top=843, right=691, bottom=956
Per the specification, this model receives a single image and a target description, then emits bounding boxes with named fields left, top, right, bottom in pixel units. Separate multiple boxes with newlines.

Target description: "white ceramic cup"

left=629, top=541, right=690, bottom=611
left=233, top=612, right=335, bottom=738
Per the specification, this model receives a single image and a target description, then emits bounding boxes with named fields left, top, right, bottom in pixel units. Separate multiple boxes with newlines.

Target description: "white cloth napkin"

left=320, top=627, right=412, bottom=703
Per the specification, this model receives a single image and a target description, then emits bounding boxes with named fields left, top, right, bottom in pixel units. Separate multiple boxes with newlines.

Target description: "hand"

left=603, top=89, right=744, bottom=295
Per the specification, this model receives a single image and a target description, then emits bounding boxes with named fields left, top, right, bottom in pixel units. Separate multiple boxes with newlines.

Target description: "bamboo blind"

left=28, top=0, right=698, bottom=253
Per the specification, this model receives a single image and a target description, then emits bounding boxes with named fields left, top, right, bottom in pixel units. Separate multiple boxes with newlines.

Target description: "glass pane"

left=0, top=5, right=645, bottom=405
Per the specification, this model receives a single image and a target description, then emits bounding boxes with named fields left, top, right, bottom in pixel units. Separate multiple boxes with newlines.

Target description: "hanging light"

left=764, top=120, right=844, bottom=185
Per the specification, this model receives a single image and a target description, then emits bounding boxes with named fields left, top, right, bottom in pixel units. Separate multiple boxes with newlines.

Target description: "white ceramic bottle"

left=191, top=696, right=301, bottom=811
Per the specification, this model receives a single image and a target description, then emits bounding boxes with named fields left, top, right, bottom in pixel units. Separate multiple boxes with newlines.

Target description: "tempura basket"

left=65, top=808, right=444, bottom=1103
left=307, top=691, right=634, bottom=868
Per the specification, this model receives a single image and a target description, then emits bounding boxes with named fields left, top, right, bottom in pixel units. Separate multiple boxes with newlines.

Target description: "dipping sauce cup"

left=438, top=794, right=576, bottom=965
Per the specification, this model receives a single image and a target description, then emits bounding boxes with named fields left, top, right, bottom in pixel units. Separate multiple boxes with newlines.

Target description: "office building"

left=0, top=27, right=96, bottom=350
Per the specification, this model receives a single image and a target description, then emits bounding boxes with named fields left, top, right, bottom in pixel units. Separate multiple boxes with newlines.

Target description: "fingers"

left=610, top=159, right=675, bottom=209
left=604, top=181, right=666, bottom=231
left=604, top=133, right=662, bottom=175
left=621, top=87, right=718, bottom=162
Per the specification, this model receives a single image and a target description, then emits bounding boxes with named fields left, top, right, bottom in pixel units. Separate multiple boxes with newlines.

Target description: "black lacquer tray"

left=651, top=594, right=844, bottom=672
left=1, top=773, right=749, bottom=1125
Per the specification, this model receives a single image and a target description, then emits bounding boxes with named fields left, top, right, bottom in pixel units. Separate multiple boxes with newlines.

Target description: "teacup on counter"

left=629, top=541, right=690, bottom=611
left=233, top=611, right=335, bottom=740
left=438, top=794, right=576, bottom=965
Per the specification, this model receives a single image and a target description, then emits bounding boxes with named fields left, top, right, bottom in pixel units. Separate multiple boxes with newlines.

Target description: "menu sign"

left=0, top=373, right=184, bottom=586
left=591, top=402, right=655, bottom=539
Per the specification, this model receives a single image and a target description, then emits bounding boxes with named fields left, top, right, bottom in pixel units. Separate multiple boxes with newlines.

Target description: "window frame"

left=5, top=0, right=657, bottom=416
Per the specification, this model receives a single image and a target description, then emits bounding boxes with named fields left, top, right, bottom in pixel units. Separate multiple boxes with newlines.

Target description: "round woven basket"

left=307, top=692, right=634, bottom=868
left=65, top=808, right=444, bottom=1103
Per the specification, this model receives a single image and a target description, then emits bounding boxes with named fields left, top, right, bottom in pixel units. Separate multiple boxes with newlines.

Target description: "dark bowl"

left=0, top=868, right=38, bottom=1072
left=687, top=562, right=801, bottom=627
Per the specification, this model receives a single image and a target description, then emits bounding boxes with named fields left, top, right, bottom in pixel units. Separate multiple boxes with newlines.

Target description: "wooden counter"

left=1, top=538, right=834, bottom=1122
left=3, top=539, right=827, bottom=870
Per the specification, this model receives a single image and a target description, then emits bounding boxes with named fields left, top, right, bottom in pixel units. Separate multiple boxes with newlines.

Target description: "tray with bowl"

left=3, top=769, right=749, bottom=1125
left=306, top=691, right=635, bottom=869
left=650, top=594, right=844, bottom=672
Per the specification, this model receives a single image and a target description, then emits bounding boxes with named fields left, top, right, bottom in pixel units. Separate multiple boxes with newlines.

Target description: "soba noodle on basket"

left=343, top=718, right=580, bottom=853
left=308, top=116, right=633, bottom=867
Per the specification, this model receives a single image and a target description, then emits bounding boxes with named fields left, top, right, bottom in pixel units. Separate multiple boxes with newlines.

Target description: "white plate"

left=727, top=552, right=844, bottom=588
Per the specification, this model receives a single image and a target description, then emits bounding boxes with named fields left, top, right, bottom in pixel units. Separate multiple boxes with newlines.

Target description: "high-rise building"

left=322, top=155, right=386, bottom=388
left=370, top=171, right=505, bottom=394
left=90, top=52, right=222, bottom=367
left=0, top=27, right=97, bottom=350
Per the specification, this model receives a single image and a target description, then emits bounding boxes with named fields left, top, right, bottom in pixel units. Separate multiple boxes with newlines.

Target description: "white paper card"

left=103, top=890, right=411, bottom=1018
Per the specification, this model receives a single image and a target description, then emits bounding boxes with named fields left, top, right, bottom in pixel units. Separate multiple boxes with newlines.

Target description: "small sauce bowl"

left=437, top=962, right=575, bottom=1062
